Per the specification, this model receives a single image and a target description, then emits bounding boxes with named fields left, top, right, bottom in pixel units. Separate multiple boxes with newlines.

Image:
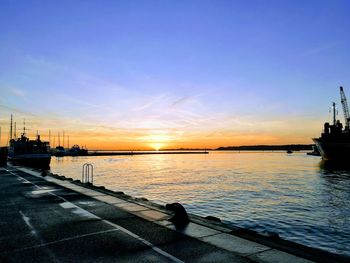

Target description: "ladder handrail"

left=82, top=163, right=93, bottom=184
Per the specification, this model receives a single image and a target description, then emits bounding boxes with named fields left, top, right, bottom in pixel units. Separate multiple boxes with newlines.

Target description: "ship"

left=8, top=133, right=51, bottom=167
left=66, top=145, right=88, bottom=156
left=53, top=145, right=88, bottom=156
left=54, top=145, right=66, bottom=157
left=7, top=115, right=51, bottom=167
left=313, top=87, right=350, bottom=161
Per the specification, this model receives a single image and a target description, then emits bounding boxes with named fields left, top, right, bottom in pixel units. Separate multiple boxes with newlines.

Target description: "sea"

left=49, top=151, right=350, bottom=257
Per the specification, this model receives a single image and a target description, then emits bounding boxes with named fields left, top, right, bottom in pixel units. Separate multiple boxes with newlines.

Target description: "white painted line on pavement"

left=6, top=229, right=119, bottom=254
left=19, top=210, right=38, bottom=237
left=19, top=210, right=58, bottom=261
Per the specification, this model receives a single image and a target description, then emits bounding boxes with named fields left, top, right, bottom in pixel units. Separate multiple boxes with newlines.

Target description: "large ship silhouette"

left=7, top=116, right=51, bottom=167
left=313, top=86, right=350, bottom=161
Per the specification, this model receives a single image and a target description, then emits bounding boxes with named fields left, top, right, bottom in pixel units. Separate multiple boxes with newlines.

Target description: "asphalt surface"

left=0, top=167, right=252, bottom=263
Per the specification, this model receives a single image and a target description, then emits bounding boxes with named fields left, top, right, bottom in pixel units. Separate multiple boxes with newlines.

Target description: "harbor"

left=1, top=90, right=350, bottom=259
left=1, top=109, right=350, bottom=259
left=48, top=152, right=350, bottom=258
left=1, top=1, right=350, bottom=262
left=0, top=165, right=348, bottom=262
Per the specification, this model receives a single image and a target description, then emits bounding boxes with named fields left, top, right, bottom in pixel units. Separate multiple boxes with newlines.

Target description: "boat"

left=66, top=145, right=88, bottom=156
left=313, top=121, right=350, bottom=161
left=286, top=149, right=293, bottom=154
left=306, top=145, right=321, bottom=156
left=54, top=146, right=66, bottom=157
left=8, top=133, right=51, bottom=167
left=313, top=87, right=350, bottom=161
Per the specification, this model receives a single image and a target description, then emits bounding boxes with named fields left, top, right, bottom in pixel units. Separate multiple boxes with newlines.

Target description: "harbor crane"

left=340, top=86, right=350, bottom=130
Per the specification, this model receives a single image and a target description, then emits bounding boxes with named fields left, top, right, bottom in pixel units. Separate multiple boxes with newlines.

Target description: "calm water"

left=49, top=151, right=350, bottom=256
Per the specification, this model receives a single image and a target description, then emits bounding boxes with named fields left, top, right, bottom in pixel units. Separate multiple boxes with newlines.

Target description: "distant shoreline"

left=215, top=144, right=313, bottom=151
left=154, top=144, right=314, bottom=151
left=87, top=144, right=314, bottom=152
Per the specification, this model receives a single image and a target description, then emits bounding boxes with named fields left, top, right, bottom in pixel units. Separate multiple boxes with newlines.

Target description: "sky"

left=1, top=0, right=350, bottom=150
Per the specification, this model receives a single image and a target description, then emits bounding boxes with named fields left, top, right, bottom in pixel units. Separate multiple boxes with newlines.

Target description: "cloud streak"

left=299, top=42, right=339, bottom=57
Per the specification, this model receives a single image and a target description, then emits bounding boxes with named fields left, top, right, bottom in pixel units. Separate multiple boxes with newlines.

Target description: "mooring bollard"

left=82, top=163, right=93, bottom=184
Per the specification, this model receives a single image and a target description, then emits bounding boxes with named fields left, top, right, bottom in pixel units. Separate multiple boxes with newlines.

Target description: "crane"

left=340, top=86, right=350, bottom=130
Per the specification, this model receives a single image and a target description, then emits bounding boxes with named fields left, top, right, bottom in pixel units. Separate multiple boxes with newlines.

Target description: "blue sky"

left=1, top=0, right=350, bottom=149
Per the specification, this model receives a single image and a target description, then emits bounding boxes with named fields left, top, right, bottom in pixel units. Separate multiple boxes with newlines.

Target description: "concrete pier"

left=0, top=166, right=347, bottom=262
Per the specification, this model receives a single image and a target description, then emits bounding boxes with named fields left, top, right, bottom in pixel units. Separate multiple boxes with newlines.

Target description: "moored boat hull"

left=313, top=138, right=350, bottom=161
left=8, top=154, right=51, bottom=168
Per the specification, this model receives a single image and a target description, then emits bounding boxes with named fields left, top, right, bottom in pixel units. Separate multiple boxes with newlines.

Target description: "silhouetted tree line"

left=216, top=144, right=314, bottom=151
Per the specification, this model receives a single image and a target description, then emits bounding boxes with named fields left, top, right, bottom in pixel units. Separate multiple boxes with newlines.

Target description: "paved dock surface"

left=0, top=166, right=329, bottom=262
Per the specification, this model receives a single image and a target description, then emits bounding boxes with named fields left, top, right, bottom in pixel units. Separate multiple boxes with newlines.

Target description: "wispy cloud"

left=132, top=94, right=167, bottom=111
left=10, top=88, right=26, bottom=97
left=0, top=103, right=35, bottom=116
left=170, top=95, right=195, bottom=108
left=299, top=42, right=339, bottom=57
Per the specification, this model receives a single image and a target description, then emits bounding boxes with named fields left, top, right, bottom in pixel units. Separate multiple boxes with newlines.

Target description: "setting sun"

left=150, top=143, right=165, bottom=151
left=141, top=134, right=171, bottom=151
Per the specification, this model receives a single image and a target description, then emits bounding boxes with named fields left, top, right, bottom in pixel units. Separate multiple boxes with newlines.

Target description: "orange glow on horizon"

left=2, top=129, right=315, bottom=150
left=56, top=133, right=314, bottom=150
left=0, top=115, right=318, bottom=150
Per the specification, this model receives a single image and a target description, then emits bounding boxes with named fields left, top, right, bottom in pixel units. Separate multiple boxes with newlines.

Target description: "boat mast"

left=332, top=102, right=337, bottom=125
left=23, top=119, right=26, bottom=136
left=10, top=114, right=13, bottom=140
left=14, top=122, right=16, bottom=139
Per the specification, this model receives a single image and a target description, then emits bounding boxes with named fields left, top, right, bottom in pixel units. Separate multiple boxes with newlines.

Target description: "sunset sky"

left=1, top=0, right=350, bottom=150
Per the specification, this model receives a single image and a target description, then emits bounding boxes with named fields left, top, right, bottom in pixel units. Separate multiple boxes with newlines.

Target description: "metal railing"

left=82, top=163, right=93, bottom=184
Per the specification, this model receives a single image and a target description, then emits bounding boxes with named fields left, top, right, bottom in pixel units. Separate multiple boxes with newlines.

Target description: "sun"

left=143, top=134, right=171, bottom=151
left=151, top=143, right=165, bottom=151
